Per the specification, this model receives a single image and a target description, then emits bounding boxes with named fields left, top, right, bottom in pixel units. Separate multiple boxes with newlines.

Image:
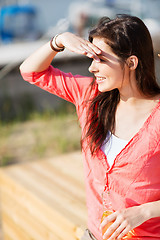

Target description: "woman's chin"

left=98, top=84, right=114, bottom=92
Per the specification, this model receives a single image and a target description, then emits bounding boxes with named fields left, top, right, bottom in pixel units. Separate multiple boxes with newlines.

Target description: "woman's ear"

left=126, top=55, right=138, bottom=70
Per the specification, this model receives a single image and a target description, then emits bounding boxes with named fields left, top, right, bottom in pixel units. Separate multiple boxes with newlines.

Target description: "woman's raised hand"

left=57, top=32, right=101, bottom=62
left=20, top=32, right=102, bottom=73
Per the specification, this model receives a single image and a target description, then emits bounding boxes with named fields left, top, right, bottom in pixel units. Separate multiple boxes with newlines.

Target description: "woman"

left=20, top=15, right=160, bottom=240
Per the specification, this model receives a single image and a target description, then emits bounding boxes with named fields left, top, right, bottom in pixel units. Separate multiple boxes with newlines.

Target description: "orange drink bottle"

left=101, top=210, right=115, bottom=240
left=101, top=210, right=135, bottom=240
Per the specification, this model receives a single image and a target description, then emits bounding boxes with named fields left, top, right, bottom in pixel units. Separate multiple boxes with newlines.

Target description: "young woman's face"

left=89, top=37, right=128, bottom=92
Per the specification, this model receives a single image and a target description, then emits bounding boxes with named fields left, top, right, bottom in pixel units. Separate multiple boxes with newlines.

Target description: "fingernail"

left=95, top=58, right=100, bottom=62
left=97, top=49, right=101, bottom=54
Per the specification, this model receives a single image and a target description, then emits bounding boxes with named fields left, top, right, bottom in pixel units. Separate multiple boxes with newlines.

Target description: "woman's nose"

left=88, top=60, right=98, bottom=73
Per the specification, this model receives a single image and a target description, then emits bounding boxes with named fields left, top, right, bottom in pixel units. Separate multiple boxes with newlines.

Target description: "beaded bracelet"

left=50, top=34, right=65, bottom=52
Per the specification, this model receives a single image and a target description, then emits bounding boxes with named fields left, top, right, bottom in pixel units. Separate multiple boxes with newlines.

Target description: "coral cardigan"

left=21, top=66, right=160, bottom=240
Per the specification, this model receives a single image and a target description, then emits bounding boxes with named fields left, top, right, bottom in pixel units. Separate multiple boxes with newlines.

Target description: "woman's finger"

left=106, top=221, right=128, bottom=240
left=101, top=212, right=117, bottom=229
left=71, top=46, right=100, bottom=61
left=86, top=41, right=102, bottom=55
left=80, top=43, right=100, bottom=61
left=117, top=226, right=131, bottom=239
left=81, top=41, right=101, bottom=55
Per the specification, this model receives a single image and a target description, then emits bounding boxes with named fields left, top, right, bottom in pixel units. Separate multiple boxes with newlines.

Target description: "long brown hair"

left=82, top=14, right=160, bottom=155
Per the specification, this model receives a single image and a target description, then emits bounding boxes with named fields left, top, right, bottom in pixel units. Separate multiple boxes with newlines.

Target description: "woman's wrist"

left=50, top=34, right=65, bottom=52
left=140, top=200, right=160, bottom=221
left=55, top=33, right=65, bottom=48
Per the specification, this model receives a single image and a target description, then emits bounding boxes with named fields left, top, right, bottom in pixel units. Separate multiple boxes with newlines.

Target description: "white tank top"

left=101, top=133, right=128, bottom=167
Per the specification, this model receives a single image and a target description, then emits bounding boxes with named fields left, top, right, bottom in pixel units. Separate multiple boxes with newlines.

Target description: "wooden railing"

left=0, top=152, right=87, bottom=240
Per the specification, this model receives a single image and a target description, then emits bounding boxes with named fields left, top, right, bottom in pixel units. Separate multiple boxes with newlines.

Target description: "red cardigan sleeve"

left=20, top=65, right=94, bottom=105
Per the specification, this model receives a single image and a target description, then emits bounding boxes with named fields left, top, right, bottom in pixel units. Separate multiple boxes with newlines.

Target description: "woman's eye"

left=99, top=58, right=107, bottom=63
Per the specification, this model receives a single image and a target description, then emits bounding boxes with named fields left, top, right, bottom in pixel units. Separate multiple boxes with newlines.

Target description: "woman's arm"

left=19, top=32, right=101, bottom=73
left=101, top=200, right=160, bottom=240
left=19, top=41, right=57, bottom=72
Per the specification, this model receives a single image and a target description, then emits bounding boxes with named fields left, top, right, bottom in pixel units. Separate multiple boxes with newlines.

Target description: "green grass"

left=0, top=103, right=81, bottom=167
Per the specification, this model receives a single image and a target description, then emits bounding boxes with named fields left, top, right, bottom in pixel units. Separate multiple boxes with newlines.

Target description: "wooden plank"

left=3, top=205, right=66, bottom=240
left=0, top=162, right=86, bottom=224
left=18, top=162, right=85, bottom=203
left=0, top=152, right=87, bottom=240
left=3, top=212, right=36, bottom=240
left=1, top=187, right=81, bottom=240
left=0, top=173, right=85, bottom=233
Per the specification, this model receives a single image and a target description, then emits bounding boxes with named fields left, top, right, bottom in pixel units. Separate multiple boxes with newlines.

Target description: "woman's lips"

left=95, top=77, right=106, bottom=84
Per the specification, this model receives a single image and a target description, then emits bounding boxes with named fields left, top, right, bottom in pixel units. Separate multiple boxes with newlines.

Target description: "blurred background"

left=0, top=0, right=160, bottom=166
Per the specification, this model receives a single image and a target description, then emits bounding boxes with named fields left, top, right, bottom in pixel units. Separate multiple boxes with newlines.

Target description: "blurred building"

left=0, top=0, right=160, bottom=49
left=68, top=0, right=160, bottom=52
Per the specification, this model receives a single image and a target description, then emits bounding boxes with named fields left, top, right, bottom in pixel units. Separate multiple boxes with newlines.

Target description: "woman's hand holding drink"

left=101, top=210, right=135, bottom=239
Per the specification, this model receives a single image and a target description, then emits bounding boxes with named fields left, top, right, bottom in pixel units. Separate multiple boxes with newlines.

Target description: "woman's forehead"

left=92, top=37, right=119, bottom=62
left=92, top=37, right=113, bottom=53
